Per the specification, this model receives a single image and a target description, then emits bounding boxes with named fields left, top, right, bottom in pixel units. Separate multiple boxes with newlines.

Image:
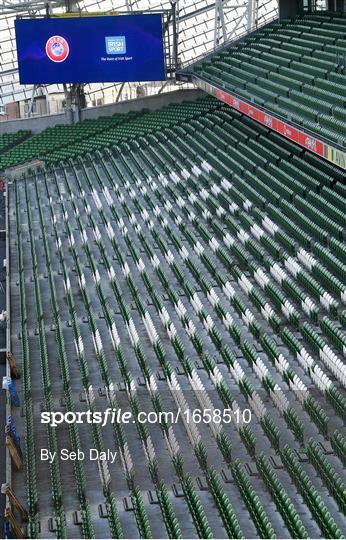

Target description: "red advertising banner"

left=298, top=132, right=324, bottom=156
left=247, top=106, right=259, bottom=121
left=277, top=122, right=300, bottom=143
left=213, top=81, right=345, bottom=170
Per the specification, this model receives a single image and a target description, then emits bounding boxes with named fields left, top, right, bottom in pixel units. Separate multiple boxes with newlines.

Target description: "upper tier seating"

left=0, top=112, right=140, bottom=170
left=0, top=129, right=31, bottom=154
left=183, top=11, right=346, bottom=147
left=0, top=100, right=217, bottom=169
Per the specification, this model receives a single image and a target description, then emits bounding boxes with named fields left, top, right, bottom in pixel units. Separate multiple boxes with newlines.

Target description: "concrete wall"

left=0, top=88, right=204, bottom=135
left=82, top=88, right=203, bottom=120
left=0, top=111, right=67, bottom=135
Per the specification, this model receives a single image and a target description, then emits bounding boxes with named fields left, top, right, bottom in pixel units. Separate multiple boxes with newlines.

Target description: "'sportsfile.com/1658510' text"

left=41, top=407, right=252, bottom=427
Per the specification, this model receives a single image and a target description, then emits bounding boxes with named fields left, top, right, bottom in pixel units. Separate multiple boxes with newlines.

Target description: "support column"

left=63, top=84, right=74, bottom=124
left=27, top=85, right=37, bottom=117
left=214, top=0, right=227, bottom=48
left=247, top=0, right=257, bottom=30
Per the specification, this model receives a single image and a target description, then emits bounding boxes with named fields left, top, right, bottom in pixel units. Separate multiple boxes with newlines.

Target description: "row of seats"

left=257, top=453, right=308, bottom=539
left=261, top=333, right=329, bottom=435
left=156, top=481, right=182, bottom=539
left=331, top=430, right=346, bottom=466
left=182, top=476, right=213, bottom=539
left=232, top=460, right=276, bottom=538
left=320, top=316, right=346, bottom=356
left=14, top=181, right=40, bottom=538
left=206, top=467, right=244, bottom=539
left=307, top=439, right=346, bottom=513
left=281, top=445, right=344, bottom=539
left=301, top=321, right=346, bottom=387
left=282, top=328, right=345, bottom=420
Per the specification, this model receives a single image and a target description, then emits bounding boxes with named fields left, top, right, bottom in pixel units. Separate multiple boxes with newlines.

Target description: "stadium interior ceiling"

left=0, top=0, right=279, bottom=111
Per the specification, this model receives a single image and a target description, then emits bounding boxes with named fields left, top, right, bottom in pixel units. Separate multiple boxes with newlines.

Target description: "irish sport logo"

left=45, top=36, right=69, bottom=63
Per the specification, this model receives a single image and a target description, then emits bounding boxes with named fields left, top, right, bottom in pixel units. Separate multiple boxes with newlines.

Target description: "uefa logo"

left=45, top=36, right=69, bottom=63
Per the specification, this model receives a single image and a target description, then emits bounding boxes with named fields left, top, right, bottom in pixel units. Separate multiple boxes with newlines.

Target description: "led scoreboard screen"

left=15, top=14, right=165, bottom=84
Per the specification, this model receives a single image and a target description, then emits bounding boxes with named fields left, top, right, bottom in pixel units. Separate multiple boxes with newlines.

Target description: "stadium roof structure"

left=0, top=0, right=278, bottom=107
